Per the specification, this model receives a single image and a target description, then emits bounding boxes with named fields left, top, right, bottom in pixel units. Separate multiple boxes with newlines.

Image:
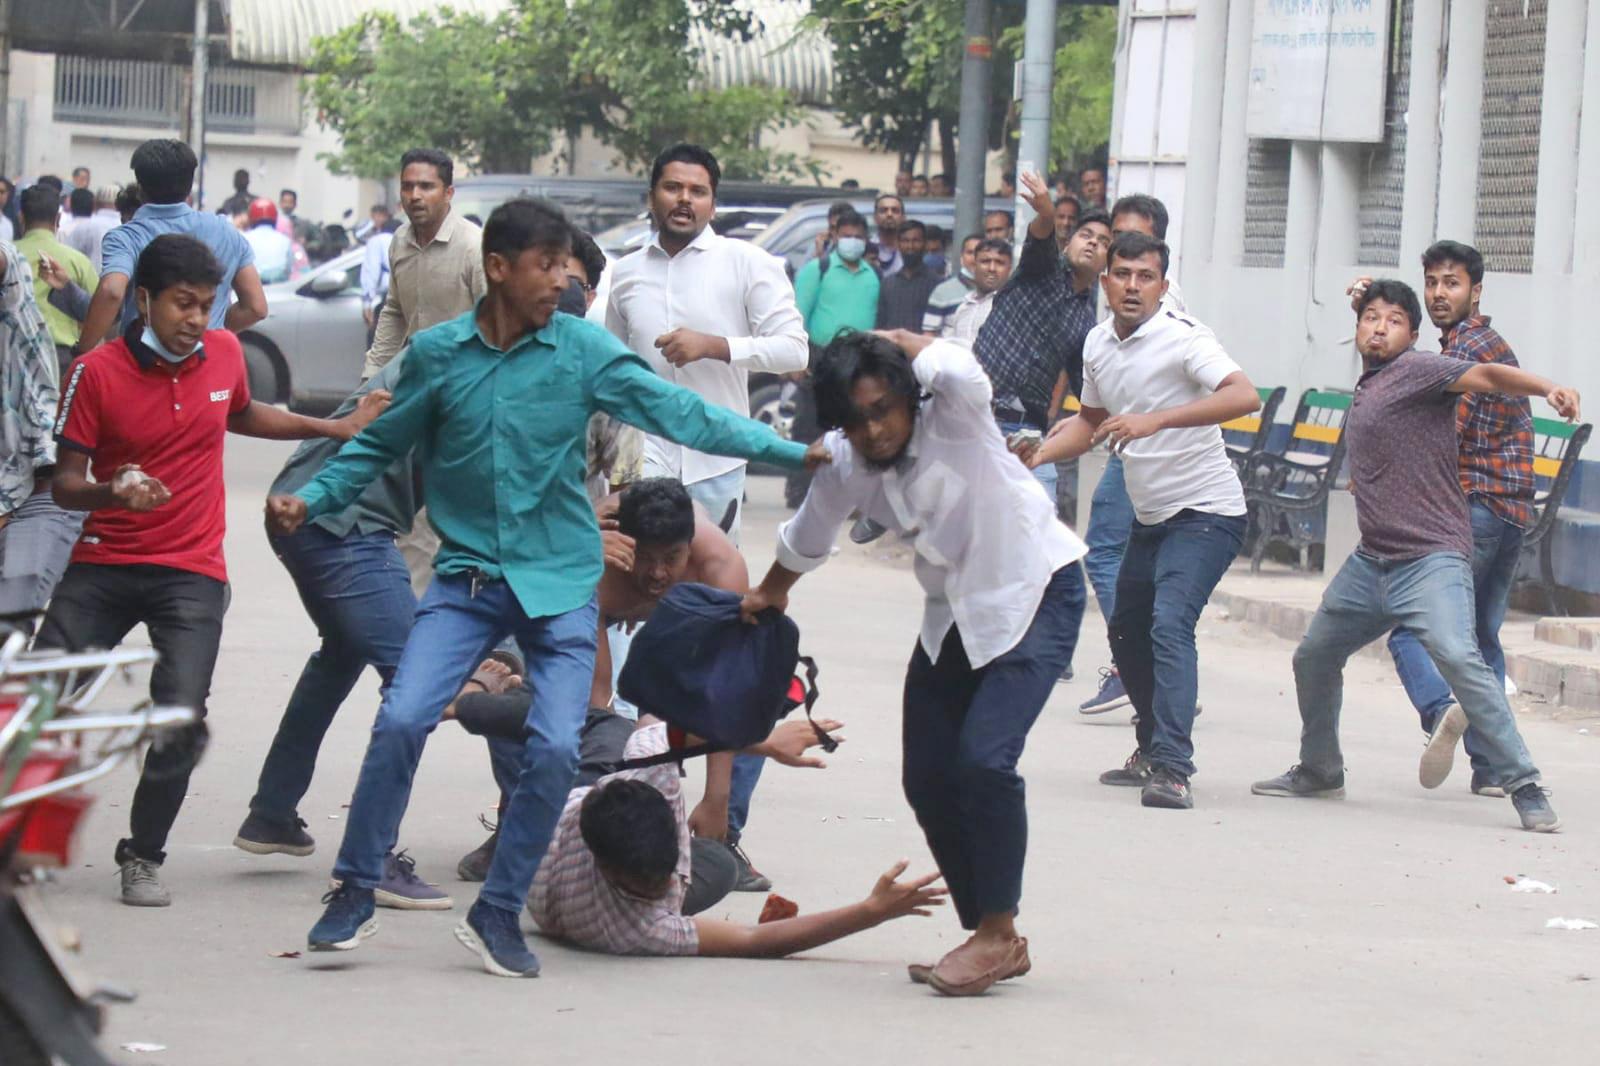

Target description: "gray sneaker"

left=119, top=857, right=171, bottom=907
left=1510, top=784, right=1560, bottom=833
left=1419, top=703, right=1467, bottom=789
left=1469, top=770, right=1506, bottom=798
left=1099, top=749, right=1153, bottom=787
left=456, top=831, right=497, bottom=883
left=1251, top=764, right=1346, bottom=799
left=728, top=843, right=772, bottom=892
left=375, top=850, right=453, bottom=910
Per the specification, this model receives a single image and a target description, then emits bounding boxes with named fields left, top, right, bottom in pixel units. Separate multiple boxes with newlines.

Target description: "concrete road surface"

left=37, top=436, right=1600, bottom=1065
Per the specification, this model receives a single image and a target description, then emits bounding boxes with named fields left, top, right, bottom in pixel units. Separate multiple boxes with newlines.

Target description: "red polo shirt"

left=55, top=324, right=251, bottom=582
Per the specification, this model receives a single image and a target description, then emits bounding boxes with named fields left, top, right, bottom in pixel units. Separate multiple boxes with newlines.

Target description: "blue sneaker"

left=308, top=883, right=377, bottom=951
left=455, top=900, right=540, bottom=978
left=1079, top=668, right=1131, bottom=715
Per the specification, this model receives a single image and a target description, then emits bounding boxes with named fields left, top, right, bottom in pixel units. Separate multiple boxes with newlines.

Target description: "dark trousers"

left=482, top=708, right=737, bottom=916
left=35, top=562, right=229, bottom=865
left=249, top=526, right=416, bottom=825
left=901, top=564, right=1083, bottom=930
left=1109, top=509, right=1246, bottom=778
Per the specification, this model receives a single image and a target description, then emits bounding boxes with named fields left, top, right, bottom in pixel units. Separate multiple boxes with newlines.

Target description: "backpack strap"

left=793, top=655, right=837, bottom=753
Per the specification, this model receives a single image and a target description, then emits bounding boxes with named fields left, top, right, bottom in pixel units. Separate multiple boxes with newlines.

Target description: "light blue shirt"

left=99, top=202, right=255, bottom=330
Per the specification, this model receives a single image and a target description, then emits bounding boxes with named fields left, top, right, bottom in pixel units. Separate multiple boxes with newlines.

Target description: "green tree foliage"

left=306, top=0, right=821, bottom=180
left=807, top=0, right=1019, bottom=173
left=999, top=4, right=1117, bottom=171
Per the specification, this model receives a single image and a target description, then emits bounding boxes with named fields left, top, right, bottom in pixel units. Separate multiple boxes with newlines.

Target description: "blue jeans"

left=1385, top=502, right=1524, bottom=777
left=252, top=527, right=416, bottom=825
left=1293, top=551, right=1539, bottom=793
left=902, top=564, right=1084, bottom=930
left=1109, top=509, right=1246, bottom=777
left=332, top=574, right=599, bottom=915
left=1084, top=454, right=1135, bottom=624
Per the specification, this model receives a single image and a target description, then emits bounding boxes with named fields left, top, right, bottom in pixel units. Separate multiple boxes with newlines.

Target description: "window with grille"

left=1357, top=0, right=1413, bottom=267
left=1474, top=0, right=1546, bottom=273
left=1243, top=139, right=1291, bottom=268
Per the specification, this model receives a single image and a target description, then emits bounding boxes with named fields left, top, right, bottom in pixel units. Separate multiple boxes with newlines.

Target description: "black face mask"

left=900, top=251, right=924, bottom=270
left=556, top=277, right=589, bottom=317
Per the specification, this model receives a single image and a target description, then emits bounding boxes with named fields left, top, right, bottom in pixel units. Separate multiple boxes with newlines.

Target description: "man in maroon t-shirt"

left=38, top=234, right=387, bottom=907
left=1251, top=279, right=1580, bottom=834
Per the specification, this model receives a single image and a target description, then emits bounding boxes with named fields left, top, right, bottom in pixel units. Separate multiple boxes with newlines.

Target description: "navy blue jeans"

left=1109, top=509, right=1247, bottom=778
left=1084, top=454, right=1135, bottom=630
left=252, top=527, right=416, bottom=826
left=902, top=564, right=1083, bottom=930
left=332, top=574, right=599, bottom=915
left=1384, top=501, right=1525, bottom=776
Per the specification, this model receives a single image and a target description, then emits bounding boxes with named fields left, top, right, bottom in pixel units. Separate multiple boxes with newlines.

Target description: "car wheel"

left=748, top=382, right=793, bottom=477
left=241, top=339, right=281, bottom=404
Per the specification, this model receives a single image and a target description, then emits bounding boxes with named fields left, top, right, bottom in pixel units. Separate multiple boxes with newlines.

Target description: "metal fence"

left=53, top=55, right=301, bottom=135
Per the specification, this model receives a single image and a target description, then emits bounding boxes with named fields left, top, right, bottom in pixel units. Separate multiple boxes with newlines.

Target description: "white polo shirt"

left=1080, top=308, right=1247, bottom=525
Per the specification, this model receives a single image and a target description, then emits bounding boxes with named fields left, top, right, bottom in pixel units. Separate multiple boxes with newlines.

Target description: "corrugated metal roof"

left=225, top=0, right=833, bottom=103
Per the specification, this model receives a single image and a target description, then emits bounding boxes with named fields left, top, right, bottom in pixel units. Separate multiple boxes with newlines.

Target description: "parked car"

left=752, top=195, right=1018, bottom=277
left=238, top=248, right=367, bottom=414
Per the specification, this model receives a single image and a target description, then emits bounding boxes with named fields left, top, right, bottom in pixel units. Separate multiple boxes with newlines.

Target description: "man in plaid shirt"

left=1351, top=240, right=1536, bottom=798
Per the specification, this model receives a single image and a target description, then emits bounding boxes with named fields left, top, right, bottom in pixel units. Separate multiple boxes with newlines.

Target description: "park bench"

left=1221, top=385, right=1288, bottom=472
left=1242, top=388, right=1353, bottom=572
left=1516, top=416, right=1593, bottom=615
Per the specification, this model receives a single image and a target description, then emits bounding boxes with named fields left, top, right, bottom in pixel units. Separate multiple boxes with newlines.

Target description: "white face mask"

left=835, top=236, right=866, bottom=262
left=139, top=298, right=197, bottom=364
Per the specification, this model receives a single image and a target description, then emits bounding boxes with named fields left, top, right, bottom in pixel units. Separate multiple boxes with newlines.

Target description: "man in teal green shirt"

left=794, top=209, right=880, bottom=346
left=267, top=198, right=810, bottom=978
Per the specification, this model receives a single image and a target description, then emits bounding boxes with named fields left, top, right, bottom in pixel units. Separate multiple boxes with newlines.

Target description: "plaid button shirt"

left=527, top=724, right=698, bottom=956
left=973, top=232, right=1097, bottom=427
left=1444, top=315, right=1534, bottom=529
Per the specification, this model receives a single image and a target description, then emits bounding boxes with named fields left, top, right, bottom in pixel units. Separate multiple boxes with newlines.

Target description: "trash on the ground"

left=121, top=1043, right=167, bottom=1053
left=327, top=814, right=340, bottom=819
left=1216, top=609, right=1231, bottom=621
left=1580, top=728, right=1591, bottom=736
left=1504, top=675, right=1518, bottom=697
left=1506, top=876, right=1557, bottom=893
left=269, top=950, right=302, bottom=958
left=759, top=893, right=799, bottom=923
left=1545, top=917, right=1598, bottom=931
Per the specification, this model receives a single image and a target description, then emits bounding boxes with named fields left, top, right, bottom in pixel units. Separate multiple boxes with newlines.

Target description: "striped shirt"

left=1443, top=316, right=1534, bottom=529
left=528, top=724, right=697, bottom=956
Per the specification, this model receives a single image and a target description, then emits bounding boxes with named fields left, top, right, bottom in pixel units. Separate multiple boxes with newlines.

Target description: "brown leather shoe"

left=927, top=935, right=1030, bottom=996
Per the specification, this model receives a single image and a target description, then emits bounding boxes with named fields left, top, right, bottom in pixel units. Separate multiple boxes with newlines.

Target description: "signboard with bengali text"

left=1247, top=0, right=1393, bottom=142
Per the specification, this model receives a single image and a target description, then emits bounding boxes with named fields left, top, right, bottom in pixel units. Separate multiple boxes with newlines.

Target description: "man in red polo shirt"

left=38, top=234, right=388, bottom=907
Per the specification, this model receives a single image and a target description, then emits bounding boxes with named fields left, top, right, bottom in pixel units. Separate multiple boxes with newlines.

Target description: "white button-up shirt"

left=605, top=226, right=808, bottom=485
left=776, top=340, right=1086, bottom=667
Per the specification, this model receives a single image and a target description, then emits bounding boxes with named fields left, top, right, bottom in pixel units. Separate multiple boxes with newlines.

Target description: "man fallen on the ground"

left=451, top=477, right=754, bottom=881
left=527, top=714, right=945, bottom=959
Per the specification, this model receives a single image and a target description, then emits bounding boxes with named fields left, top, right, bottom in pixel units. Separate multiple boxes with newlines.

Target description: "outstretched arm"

left=1449, top=363, right=1581, bottom=421
left=228, top=390, right=389, bottom=441
left=694, top=861, right=945, bottom=958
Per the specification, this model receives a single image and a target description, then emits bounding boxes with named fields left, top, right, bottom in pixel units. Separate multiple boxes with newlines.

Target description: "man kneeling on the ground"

left=1251, top=279, right=1579, bottom=832
left=529, top=714, right=943, bottom=957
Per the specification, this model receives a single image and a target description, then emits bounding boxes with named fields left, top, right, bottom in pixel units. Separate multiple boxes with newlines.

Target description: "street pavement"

left=41, top=435, right=1600, bottom=1065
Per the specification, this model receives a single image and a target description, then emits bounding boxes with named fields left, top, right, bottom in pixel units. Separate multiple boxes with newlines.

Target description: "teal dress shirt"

left=296, top=307, right=807, bottom=618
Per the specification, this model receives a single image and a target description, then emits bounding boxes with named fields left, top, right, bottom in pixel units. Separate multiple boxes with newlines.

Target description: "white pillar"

left=1573, top=2, right=1600, bottom=275
left=1316, top=143, right=1362, bottom=270
left=1435, top=0, right=1486, bottom=242
left=1284, top=142, right=1321, bottom=273
left=1211, top=0, right=1255, bottom=267
left=1179, top=0, right=1229, bottom=266
left=1399, top=0, right=1447, bottom=265
left=1531, top=0, right=1587, bottom=274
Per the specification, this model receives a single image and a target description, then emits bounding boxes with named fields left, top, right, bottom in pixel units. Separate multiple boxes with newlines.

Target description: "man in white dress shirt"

left=604, top=143, right=809, bottom=890
left=742, top=329, right=1087, bottom=997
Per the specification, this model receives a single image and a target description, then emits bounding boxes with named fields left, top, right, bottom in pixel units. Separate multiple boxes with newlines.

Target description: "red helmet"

left=247, top=197, right=278, bottom=225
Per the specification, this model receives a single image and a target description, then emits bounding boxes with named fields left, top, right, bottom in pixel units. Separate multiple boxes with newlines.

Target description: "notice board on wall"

left=1247, top=0, right=1393, bottom=142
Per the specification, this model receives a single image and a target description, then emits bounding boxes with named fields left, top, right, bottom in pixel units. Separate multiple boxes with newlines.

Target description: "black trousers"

left=35, top=562, right=229, bottom=865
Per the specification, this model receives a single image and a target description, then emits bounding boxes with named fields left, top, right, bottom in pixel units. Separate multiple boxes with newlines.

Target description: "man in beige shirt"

left=361, top=148, right=487, bottom=380
left=360, top=148, right=487, bottom=591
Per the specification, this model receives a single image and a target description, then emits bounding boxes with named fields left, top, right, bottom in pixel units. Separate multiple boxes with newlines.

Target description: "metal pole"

left=190, top=0, right=208, bottom=209
left=0, top=0, right=12, bottom=180
left=953, top=0, right=993, bottom=250
left=1013, top=0, right=1058, bottom=233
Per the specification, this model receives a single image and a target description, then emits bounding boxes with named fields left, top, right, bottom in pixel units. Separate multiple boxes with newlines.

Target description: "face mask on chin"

left=138, top=300, right=196, bottom=364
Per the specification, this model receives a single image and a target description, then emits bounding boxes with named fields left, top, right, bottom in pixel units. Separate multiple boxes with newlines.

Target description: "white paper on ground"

left=1544, top=917, right=1598, bottom=931
left=1510, top=877, right=1557, bottom=894
left=121, top=1043, right=168, bottom=1053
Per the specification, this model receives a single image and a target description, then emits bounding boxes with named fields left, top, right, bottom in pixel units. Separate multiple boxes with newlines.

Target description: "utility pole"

left=1013, top=0, right=1057, bottom=232
left=0, top=0, right=12, bottom=180
left=953, top=0, right=993, bottom=251
left=190, top=0, right=209, bottom=209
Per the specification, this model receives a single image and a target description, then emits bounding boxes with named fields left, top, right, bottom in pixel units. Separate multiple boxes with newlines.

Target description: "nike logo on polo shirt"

left=210, top=389, right=231, bottom=403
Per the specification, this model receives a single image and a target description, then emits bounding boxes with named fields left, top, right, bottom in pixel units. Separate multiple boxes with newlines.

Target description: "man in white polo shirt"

left=604, top=142, right=809, bottom=891
left=1028, top=231, right=1261, bottom=810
